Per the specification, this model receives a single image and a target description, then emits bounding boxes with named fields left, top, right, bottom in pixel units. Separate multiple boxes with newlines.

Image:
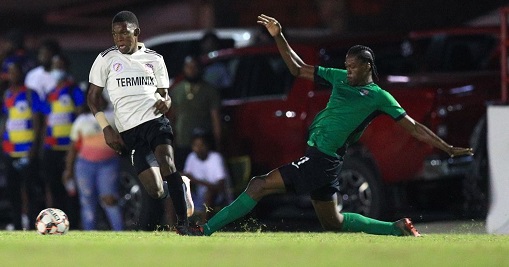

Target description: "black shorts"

left=279, top=146, right=342, bottom=201
left=120, top=116, right=173, bottom=174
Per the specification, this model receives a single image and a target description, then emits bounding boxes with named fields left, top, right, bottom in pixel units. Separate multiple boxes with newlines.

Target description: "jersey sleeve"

left=69, top=115, right=82, bottom=141
left=154, top=57, right=170, bottom=89
left=378, top=90, right=406, bottom=120
left=72, top=86, right=86, bottom=107
left=316, top=66, right=347, bottom=85
left=89, top=54, right=108, bottom=87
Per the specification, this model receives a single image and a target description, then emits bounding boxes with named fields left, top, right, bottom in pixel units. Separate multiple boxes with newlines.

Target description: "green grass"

left=1, top=231, right=509, bottom=267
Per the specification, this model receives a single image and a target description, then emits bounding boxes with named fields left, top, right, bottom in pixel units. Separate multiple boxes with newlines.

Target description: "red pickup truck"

left=194, top=26, right=500, bottom=220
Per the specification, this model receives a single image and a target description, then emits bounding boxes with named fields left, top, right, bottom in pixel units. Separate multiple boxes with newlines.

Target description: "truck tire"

left=338, top=157, right=385, bottom=219
left=463, top=115, right=489, bottom=218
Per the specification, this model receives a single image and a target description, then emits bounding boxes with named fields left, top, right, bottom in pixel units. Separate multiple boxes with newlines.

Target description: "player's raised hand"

left=257, top=14, right=281, bottom=37
left=448, top=146, right=474, bottom=158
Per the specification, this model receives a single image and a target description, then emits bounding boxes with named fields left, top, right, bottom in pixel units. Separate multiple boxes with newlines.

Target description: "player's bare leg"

left=245, top=169, right=287, bottom=200
left=137, top=167, right=166, bottom=199
left=312, top=194, right=421, bottom=236
left=311, top=196, right=344, bottom=231
left=152, top=144, right=199, bottom=235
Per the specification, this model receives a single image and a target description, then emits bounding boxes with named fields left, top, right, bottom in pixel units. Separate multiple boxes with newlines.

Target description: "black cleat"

left=175, top=224, right=204, bottom=236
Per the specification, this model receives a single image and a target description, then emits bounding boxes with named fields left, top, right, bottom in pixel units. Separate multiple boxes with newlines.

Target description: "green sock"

left=203, top=192, right=257, bottom=236
left=341, top=212, right=401, bottom=236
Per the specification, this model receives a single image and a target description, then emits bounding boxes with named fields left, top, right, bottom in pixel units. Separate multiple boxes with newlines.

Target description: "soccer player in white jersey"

left=87, top=11, right=200, bottom=235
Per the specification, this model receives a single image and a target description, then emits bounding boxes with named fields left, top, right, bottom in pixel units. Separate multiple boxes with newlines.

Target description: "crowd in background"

left=0, top=29, right=233, bottom=231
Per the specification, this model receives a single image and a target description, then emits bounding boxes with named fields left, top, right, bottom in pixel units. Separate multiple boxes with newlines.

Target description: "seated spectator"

left=183, top=130, right=232, bottom=224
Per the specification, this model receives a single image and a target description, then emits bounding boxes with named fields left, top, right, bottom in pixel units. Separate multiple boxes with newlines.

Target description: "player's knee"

left=146, top=186, right=165, bottom=199
left=100, top=195, right=118, bottom=206
left=246, top=175, right=267, bottom=198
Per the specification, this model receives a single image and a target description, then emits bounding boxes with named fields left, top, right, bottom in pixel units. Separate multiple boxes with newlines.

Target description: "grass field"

left=1, top=230, right=509, bottom=267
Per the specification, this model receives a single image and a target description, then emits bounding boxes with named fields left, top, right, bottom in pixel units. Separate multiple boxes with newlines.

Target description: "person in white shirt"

left=87, top=10, right=198, bottom=235
left=24, top=39, right=61, bottom=99
left=183, top=131, right=231, bottom=223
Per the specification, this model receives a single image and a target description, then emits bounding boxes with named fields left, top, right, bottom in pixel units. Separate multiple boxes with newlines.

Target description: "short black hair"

left=347, top=45, right=379, bottom=80
left=112, top=11, right=139, bottom=27
left=40, top=39, right=61, bottom=56
left=191, top=128, right=215, bottom=149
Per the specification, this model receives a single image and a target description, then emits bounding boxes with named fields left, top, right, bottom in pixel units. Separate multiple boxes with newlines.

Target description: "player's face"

left=345, top=55, right=371, bottom=86
left=191, top=138, right=209, bottom=160
left=112, top=22, right=139, bottom=54
left=183, top=59, right=201, bottom=81
left=7, top=64, right=22, bottom=85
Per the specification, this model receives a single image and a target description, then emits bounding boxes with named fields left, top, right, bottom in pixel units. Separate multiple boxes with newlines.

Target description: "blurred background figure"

left=183, top=130, right=232, bottom=224
left=1, top=62, right=45, bottom=230
left=62, top=89, right=123, bottom=231
left=40, top=53, right=85, bottom=229
left=199, top=31, right=232, bottom=89
left=170, top=55, right=222, bottom=171
left=0, top=29, right=36, bottom=94
left=24, top=39, right=61, bottom=100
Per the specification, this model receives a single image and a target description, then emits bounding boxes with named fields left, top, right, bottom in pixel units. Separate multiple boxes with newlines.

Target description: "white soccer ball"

left=35, top=208, right=70, bottom=235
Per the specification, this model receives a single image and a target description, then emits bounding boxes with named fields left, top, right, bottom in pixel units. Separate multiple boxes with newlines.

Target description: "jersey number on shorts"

left=292, top=156, right=310, bottom=169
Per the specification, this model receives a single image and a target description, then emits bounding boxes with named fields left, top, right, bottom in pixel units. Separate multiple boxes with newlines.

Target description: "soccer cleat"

left=396, top=218, right=422, bottom=237
left=182, top=176, right=194, bottom=217
left=175, top=224, right=204, bottom=236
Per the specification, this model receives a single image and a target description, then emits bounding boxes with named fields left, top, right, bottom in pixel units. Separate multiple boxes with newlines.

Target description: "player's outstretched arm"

left=257, top=14, right=314, bottom=81
left=397, top=115, right=473, bottom=157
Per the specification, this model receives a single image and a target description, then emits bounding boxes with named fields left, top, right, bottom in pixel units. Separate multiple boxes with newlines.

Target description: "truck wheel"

left=463, top=115, right=489, bottom=218
left=338, top=157, right=384, bottom=219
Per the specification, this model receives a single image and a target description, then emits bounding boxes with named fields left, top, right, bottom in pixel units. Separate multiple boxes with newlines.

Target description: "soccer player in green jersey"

left=196, top=14, right=474, bottom=237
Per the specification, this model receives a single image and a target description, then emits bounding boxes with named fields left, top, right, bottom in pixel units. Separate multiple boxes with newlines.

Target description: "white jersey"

left=25, top=66, right=57, bottom=100
left=89, top=43, right=170, bottom=132
left=184, top=151, right=227, bottom=184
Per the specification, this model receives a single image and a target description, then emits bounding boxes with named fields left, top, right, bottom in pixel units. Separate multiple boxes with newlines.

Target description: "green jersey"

left=307, top=67, right=406, bottom=157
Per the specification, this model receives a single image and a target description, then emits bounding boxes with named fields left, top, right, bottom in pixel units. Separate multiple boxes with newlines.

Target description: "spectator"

left=183, top=130, right=232, bottom=224
left=1, top=62, right=45, bottom=230
left=62, top=89, right=123, bottom=231
left=0, top=29, right=36, bottom=93
left=199, top=31, right=232, bottom=88
left=170, top=55, right=222, bottom=171
left=40, top=54, right=85, bottom=228
left=24, top=39, right=61, bottom=100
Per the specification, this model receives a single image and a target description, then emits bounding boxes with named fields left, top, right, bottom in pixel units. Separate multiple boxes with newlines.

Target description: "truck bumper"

left=419, top=155, right=474, bottom=180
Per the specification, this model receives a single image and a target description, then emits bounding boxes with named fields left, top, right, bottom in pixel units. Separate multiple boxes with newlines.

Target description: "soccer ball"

left=35, top=208, right=70, bottom=235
